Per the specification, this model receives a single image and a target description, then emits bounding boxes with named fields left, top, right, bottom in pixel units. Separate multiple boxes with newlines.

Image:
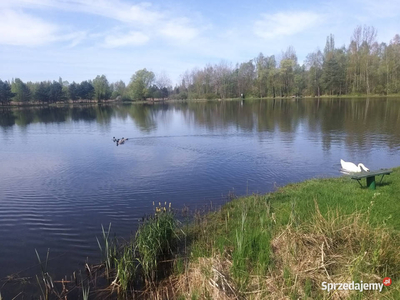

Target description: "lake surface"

left=1, top=98, right=400, bottom=295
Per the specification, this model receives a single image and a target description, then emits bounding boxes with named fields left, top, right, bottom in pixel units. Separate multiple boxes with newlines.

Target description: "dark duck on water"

left=113, top=137, right=128, bottom=146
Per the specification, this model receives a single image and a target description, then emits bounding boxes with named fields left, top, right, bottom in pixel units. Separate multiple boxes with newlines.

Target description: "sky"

left=0, top=0, right=399, bottom=85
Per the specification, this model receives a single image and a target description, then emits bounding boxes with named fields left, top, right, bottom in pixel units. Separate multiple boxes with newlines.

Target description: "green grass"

left=135, top=203, right=178, bottom=283
left=113, top=241, right=135, bottom=295
left=89, top=203, right=179, bottom=297
left=268, top=172, right=400, bottom=230
left=174, top=167, right=400, bottom=299
left=96, top=223, right=116, bottom=279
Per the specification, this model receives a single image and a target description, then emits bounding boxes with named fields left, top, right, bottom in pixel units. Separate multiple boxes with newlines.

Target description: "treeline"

left=0, top=69, right=169, bottom=105
left=175, top=26, right=400, bottom=99
left=1, top=25, right=399, bottom=105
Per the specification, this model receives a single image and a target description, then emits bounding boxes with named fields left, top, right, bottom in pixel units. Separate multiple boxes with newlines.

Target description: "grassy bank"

left=149, top=168, right=400, bottom=299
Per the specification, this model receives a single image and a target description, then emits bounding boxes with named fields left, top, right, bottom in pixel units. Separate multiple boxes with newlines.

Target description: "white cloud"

left=115, top=2, right=163, bottom=25
left=254, top=11, right=323, bottom=39
left=0, top=9, right=58, bottom=46
left=55, top=0, right=164, bottom=25
left=104, top=31, right=149, bottom=48
left=159, top=18, right=199, bottom=41
left=0, top=0, right=204, bottom=47
left=0, top=0, right=163, bottom=25
left=0, top=9, right=88, bottom=47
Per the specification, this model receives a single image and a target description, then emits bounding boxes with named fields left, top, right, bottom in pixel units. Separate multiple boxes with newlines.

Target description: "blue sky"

left=0, top=0, right=399, bottom=85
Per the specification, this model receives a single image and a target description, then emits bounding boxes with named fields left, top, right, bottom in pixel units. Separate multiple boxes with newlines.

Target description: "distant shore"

left=1, top=94, right=399, bottom=109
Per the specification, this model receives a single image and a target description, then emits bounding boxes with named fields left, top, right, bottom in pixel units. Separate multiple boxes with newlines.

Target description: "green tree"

left=161, top=87, right=169, bottom=99
left=128, top=69, right=155, bottom=100
left=34, top=82, right=50, bottom=102
left=294, top=64, right=306, bottom=96
left=305, top=50, right=323, bottom=96
left=0, top=80, right=15, bottom=105
left=321, top=35, right=347, bottom=95
left=279, top=47, right=298, bottom=96
left=11, top=78, right=31, bottom=102
left=77, top=81, right=94, bottom=100
left=266, top=56, right=278, bottom=97
left=385, top=35, right=400, bottom=93
left=347, top=26, right=377, bottom=94
left=49, top=81, right=63, bottom=102
left=110, top=80, right=126, bottom=99
left=279, top=60, right=295, bottom=96
left=93, top=75, right=111, bottom=101
left=68, top=82, right=79, bottom=100
left=148, top=85, right=159, bottom=99
left=237, top=60, right=255, bottom=96
left=254, top=53, right=269, bottom=97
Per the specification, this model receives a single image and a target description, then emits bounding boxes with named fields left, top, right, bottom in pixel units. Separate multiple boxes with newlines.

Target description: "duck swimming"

left=118, top=137, right=127, bottom=145
left=113, top=137, right=128, bottom=146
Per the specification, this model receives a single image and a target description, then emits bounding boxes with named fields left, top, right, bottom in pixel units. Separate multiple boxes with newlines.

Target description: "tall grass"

left=35, top=248, right=53, bottom=300
left=96, top=223, right=116, bottom=278
left=135, top=202, right=177, bottom=283
left=113, top=241, right=136, bottom=295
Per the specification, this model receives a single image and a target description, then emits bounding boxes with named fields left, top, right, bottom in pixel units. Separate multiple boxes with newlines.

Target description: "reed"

left=96, top=223, right=116, bottom=278
left=135, top=202, right=177, bottom=283
left=81, top=278, right=90, bottom=300
left=35, top=248, right=53, bottom=300
left=113, top=240, right=136, bottom=295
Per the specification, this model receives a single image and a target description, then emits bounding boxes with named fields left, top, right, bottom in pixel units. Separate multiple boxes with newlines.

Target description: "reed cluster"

left=135, top=202, right=177, bottom=283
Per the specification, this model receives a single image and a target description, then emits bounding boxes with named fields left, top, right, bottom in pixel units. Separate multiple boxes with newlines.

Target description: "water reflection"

left=1, top=99, right=400, bottom=155
left=2, top=99, right=400, bottom=148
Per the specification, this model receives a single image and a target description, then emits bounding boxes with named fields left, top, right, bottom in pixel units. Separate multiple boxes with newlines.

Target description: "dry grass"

left=148, top=255, right=238, bottom=300
left=266, top=201, right=400, bottom=299
left=149, top=200, right=400, bottom=300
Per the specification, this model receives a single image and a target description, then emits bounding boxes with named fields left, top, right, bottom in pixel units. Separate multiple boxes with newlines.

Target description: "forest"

left=0, top=25, right=399, bottom=105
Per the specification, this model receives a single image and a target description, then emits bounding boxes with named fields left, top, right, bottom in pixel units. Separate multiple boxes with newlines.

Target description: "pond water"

left=1, top=98, right=400, bottom=295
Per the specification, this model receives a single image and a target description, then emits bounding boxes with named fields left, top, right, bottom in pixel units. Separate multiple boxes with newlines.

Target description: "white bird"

left=340, top=159, right=369, bottom=173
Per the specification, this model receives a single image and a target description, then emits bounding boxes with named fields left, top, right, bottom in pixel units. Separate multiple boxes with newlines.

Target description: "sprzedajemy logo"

left=322, top=278, right=392, bottom=293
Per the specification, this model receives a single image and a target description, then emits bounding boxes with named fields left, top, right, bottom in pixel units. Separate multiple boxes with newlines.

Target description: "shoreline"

left=1, top=94, right=400, bottom=108
left=3, top=168, right=399, bottom=299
